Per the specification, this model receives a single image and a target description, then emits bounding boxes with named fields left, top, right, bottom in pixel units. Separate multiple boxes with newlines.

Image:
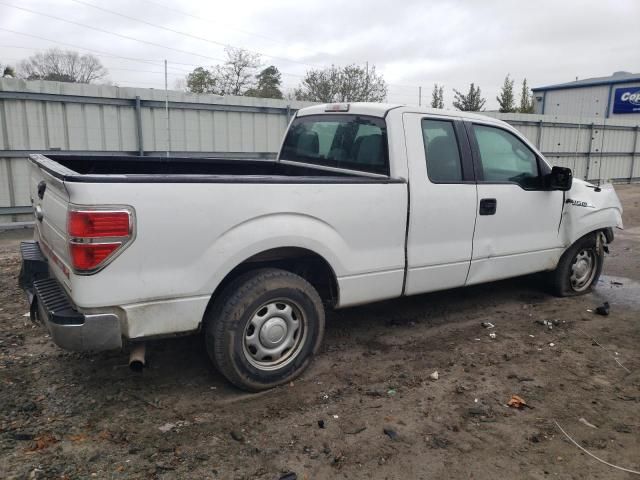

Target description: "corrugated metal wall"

left=0, top=78, right=313, bottom=224
left=1, top=78, right=639, bottom=225
left=487, top=112, right=640, bottom=184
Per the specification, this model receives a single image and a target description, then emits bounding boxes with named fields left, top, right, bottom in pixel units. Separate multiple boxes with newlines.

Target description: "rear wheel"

left=204, top=268, right=325, bottom=391
left=550, top=233, right=604, bottom=296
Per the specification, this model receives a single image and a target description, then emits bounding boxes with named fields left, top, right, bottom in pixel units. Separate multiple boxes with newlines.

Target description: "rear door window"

left=421, top=119, right=463, bottom=183
left=280, top=115, right=389, bottom=175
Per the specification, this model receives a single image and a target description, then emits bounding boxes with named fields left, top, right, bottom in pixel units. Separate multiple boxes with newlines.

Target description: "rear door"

left=403, top=113, right=477, bottom=294
left=465, top=122, right=564, bottom=285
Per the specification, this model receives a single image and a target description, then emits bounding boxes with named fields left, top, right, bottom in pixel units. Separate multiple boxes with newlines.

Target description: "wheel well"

left=210, top=247, right=339, bottom=309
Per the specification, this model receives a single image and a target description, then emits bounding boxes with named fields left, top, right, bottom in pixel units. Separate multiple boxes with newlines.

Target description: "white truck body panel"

left=25, top=103, right=623, bottom=344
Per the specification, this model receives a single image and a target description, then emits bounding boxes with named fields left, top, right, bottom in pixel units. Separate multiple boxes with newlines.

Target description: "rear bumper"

left=19, top=241, right=122, bottom=351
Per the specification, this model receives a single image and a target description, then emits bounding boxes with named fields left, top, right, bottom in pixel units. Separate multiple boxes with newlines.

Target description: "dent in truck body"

left=559, top=179, right=624, bottom=247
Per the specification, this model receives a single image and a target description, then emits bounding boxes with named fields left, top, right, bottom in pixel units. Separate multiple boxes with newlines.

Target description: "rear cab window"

left=280, top=114, right=389, bottom=175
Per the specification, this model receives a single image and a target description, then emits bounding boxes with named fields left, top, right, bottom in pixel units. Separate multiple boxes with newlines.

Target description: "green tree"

left=430, top=83, right=444, bottom=108
left=294, top=64, right=387, bottom=103
left=245, top=66, right=283, bottom=99
left=186, top=67, right=217, bottom=94
left=518, top=78, right=534, bottom=113
left=453, top=83, right=486, bottom=111
left=496, top=74, right=516, bottom=113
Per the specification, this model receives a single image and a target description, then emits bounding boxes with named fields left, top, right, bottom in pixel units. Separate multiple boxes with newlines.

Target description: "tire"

left=550, top=233, right=604, bottom=297
left=204, top=268, right=325, bottom=391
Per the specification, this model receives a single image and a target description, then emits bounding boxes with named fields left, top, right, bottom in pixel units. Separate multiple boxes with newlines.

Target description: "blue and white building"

left=533, top=71, right=640, bottom=119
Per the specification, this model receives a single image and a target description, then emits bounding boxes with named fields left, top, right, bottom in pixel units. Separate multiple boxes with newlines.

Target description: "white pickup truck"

left=19, top=103, right=623, bottom=391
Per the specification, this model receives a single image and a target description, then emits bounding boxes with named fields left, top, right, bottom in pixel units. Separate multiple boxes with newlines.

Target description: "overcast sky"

left=0, top=0, right=638, bottom=109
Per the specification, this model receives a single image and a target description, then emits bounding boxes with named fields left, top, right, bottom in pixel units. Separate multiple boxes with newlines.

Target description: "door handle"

left=479, top=198, right=497, bottom=215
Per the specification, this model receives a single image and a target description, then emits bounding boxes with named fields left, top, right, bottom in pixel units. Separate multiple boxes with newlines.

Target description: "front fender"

left=560, top=181, right=623, bottom=246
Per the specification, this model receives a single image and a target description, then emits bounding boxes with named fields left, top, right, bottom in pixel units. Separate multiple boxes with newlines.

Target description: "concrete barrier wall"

left=1, top=78, right=638, bottom=224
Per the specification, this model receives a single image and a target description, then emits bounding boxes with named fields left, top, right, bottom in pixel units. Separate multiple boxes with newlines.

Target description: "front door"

left=403, top=113, right=478, bottom=295
left=465, top=122, right=564, bottom=285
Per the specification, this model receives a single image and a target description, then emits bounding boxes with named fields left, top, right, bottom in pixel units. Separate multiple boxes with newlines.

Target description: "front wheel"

left=550, top=233, right=604, bottom=296
left=204, top=268, right=325, bottom=391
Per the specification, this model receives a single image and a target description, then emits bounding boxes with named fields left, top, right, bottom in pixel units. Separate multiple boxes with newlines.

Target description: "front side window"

left=280, top=115, right=389, bottom=175
left=472, top=125, right=539, bottom=188
left=421, top=119, right=463, bottom=182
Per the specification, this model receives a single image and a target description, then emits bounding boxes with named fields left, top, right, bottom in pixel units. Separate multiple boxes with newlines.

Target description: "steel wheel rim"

left=570, top=248, right=597, bottom=292
left=242, top=299, right=307, bottom=371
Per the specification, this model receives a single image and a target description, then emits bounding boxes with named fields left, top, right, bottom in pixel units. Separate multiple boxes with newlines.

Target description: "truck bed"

left=34, top=154, right=400, bottom=184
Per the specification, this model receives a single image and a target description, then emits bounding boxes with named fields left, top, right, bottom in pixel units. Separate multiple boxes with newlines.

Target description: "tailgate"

left=29, top=157, right=72, bottom=288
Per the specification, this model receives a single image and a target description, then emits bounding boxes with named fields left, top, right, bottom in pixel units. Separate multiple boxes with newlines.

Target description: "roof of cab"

left=295, top=102, right=506, bottom=126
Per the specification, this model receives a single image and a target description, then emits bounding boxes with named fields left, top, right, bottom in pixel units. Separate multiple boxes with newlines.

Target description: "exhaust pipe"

left=129, top=343, right=146, bottom=372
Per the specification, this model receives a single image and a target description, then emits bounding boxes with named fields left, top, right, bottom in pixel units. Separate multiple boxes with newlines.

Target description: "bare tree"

left=19, top=48, right=107, bottom=83
left=294, top=64, right=387, bottom=103
left=186, top=47, right=260, bottom=96
left=220, top=47, right=261, bottom=96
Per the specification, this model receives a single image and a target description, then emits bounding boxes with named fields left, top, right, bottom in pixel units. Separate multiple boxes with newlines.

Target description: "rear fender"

left=202, top=212, right=346, bottom=297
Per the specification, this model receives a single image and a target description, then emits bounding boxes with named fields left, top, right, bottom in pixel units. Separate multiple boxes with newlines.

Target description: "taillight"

left=67, top=208, right=133, bottom=273
left=68, top=211, right=130, bottom=238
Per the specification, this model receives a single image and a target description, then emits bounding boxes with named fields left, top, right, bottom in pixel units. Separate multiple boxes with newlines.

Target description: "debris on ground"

left=317, top=420, right=325, bottom=429
left=428, top=435, right=450, bottom=449
left=611, top=280, right=623, bottom=286
left=595, top=302, right=610, bottom=316
left=27, top=433, right=59, bottom=452
left=279, top=472, right=297, bottom=480
left=387, top=388, right=397, bottom=396
left=489, top=332, right=497, bottom=339
left=481, top=322, right=495, bottom=329
left=429, top=371, right=439, bottom=381
left=507, top=395, right=533, bottom=410
left=230, top=430, right=245, bottom=442
left=158, top=421, right=190, bottom=433
left=536, top=320, right=560, bottom=330
left=383, top=427, right=398, bottom=441
left=579, top=417, right=598, bottom=429
left=344, top=426, right=367, bottom=435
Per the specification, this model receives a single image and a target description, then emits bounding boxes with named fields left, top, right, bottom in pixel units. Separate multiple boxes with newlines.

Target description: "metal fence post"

left=585, top=123, right=594, bottom=180
left=135, top=96, right=144, bottom=156
left=536, top=120, right=543, bottom=149
left=630, top=125, right=639, bottom=184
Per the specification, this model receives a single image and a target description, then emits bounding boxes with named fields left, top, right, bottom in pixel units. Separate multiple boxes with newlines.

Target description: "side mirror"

left=546, top=166, right=572, bottom=191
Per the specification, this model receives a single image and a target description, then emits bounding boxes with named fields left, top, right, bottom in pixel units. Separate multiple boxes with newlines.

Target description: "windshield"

left=279, top=114, right=389, bottom=175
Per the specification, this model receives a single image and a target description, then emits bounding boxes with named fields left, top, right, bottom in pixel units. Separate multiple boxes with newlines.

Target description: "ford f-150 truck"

left=19, top=103, right=623, bottom=391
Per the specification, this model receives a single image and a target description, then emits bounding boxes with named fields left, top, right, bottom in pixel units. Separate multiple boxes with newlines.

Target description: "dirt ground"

left=1, top=186, right=639, bottom=480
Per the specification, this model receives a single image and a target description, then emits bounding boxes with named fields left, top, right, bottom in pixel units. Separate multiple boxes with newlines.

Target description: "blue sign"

left=613, top=87, right=640, bottom=114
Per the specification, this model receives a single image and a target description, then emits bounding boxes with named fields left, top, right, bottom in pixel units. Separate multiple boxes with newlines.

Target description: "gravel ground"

left=1, top=185, right=639, bottom=480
